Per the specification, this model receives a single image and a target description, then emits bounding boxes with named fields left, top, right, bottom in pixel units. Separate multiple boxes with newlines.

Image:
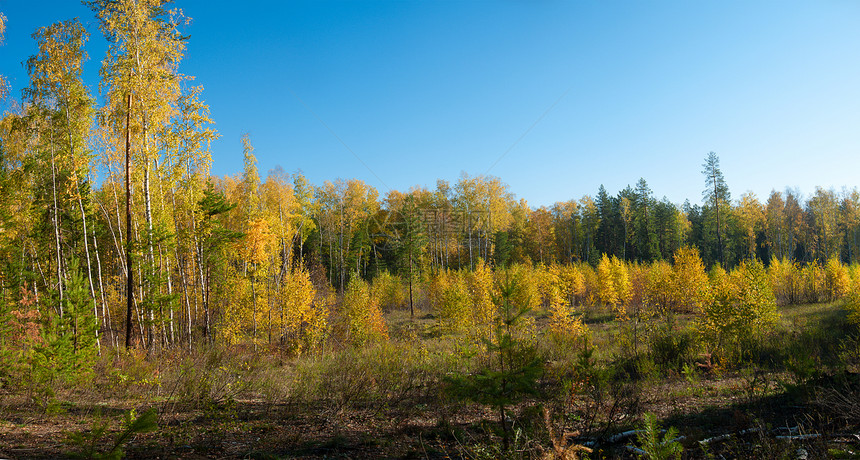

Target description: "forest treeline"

left=2, top=1, right=860, bottom=363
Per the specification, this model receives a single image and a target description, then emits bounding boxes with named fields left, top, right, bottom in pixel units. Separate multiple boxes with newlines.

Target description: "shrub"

left=66, top=407, right=158, bottom=460
left=672, top=246, right=710, bottom=313
left=802, top=262, right=825, bottom=304
left=371, top=271, right=406, bottom=311
left=636, top=412, right=683, bottom=460
left=444, top=275, right=543, bottom=451
left=468, top=259, right=498, bottom=333
left=278, top=265, right=326, bottom=354
left=643, top=260, right=673, bottom=315
left=558, top=263, right=586, bottom=306
left=434, top=270, right=472, bottom=333
left=341, top=276, right=388, bottom=346
left=824, top=257, right=851, bottom=302
left=548, top=292, right=587, bottom=344
left=649, top=325, right=698, bottom=374
left=768, top=257, right=802, bottom=306
left=698, top=259, right=779, bottom=364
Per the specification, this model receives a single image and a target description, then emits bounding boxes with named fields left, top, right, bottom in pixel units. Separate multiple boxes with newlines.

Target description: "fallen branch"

left=699, top=427, right=761, bottom=446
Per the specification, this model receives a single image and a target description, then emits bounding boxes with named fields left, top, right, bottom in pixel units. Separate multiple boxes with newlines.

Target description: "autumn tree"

left=453, top=173, right=483, bottom=269
left=291, top=172, right=316, bottom=263
left=765, top=191, right=788, bottom=261
left=24, top=20, right=98, bottom=333
left=807, top=187, right=840, bottom=263
left=315, top=179, right=378, bottom=290
left=0, top=12, right=7, bottom=99
left=89, top=0, right=188, bottom=348
left=163, top=84, right=217, bottom=347
left=341, top=276, right=388, bottom=346
left=551, top=200, right=580, bottom=264
left=839, top=189, right=860, bottom=263
left=665, top=246, right=709, bottom=316
left=736, top=191, right=764, bottom=260
left=525, top=206, right=554, bottom=265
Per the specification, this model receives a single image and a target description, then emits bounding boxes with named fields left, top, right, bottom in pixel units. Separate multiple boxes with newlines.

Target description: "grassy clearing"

left=2, top=301, right=860, bottom=459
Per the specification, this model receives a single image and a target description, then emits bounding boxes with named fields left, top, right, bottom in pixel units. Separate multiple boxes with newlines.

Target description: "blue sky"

left=2, top=0, right=860, bottom=207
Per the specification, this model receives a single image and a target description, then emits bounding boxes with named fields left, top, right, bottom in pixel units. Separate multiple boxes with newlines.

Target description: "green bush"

left=636, top=412, right=683, bottom=460
left=66, top=407, right=157, bottom=460
left=444, top=275, right=543, bottom=451
left=649, top=325, right=698, bottom=375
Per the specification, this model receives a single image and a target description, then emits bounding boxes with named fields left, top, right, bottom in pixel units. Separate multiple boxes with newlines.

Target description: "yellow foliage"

left=501, top=264, right=540, bottom=313
left=672, top=247, right=710, bottom=313
left=342, top=276, right=388, bottom=346
left=597, top=255, right=630, bottom=319
left=547, top=286, right=586, bottom=341
left=371, top=271, right=406, bottom=311
left=533, top=264, right=558, bottom=307
left=434, top=270, right=472, bottom=333
left=626, top=262, right=645, bottom=311
left=698, top=259, right=779, bottom=360
left=468, top=259, right=497, bottom=329
left=558, top=264, right=586, bottom=304
left=610, top=256, right=631, bottom=308
left=534, top=263, right=585, bottom=311
left=596, top=254, right=617, bottom=307
left=845, top=266, right=860, bottom=324
left=580, top=264, right=599, bottom=307
left=823, top=257, right=850, bottom=302
left=245, top=218, right=274, bottom=265
left=849, top=264, right=860, bottom=292
left=768, top=257, right=803, bottom=306
left=220, top=269, right=251, bottom=345
left=801, top=262, right=825, bottom=303
left=643, top=260, right=673, bottom=315
left=280, top=266, right=326, bottom=354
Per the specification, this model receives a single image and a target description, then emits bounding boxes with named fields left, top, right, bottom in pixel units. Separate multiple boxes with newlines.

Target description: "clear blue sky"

left=2, top=0, right=860, bottom=208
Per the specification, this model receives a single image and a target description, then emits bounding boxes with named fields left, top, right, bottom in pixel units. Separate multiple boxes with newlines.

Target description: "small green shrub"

left=66, top=407, right=157, bottom=460
left=444, top=275, right=543, bottom=451
left=636, top=412, right=682, bottom=460
left=649, top=325, right=698, bottom=375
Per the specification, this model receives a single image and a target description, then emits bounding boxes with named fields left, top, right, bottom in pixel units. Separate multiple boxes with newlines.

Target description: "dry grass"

left=2, top=301, right=860, bottom=459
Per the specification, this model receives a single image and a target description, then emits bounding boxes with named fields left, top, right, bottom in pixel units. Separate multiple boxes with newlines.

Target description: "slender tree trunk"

left=339, top=203, right=345, bottom=290
left=409, top=246, right=414, bottom=318
left=251, top=268, right=257, bottom=351
left=143, top=163, right=155, bottom=348
left=92, top=228, right=113, bottom=347
left=77, top=191, right=100, bottom=352
left=713, top=176, right=724, bottom=267
left=468, top=209, right=473, bottom=270
left=125, top=92, right=135, bottom=349
left=193, top=213, right=205, bottom=346
left=49, top=130, right=64, bottom=316
left=65, top=104, right=100, bottom=351
left=199, top=216, right=210, bottom=342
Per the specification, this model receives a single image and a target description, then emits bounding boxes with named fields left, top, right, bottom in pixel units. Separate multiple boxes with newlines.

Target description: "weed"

left=66, top=407, right=157, bottom=460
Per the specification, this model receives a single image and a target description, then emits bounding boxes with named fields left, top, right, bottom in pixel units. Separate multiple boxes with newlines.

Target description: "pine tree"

left=444, top=274, right=543, bottom=451
left=702, top=152, right=730, bottom=267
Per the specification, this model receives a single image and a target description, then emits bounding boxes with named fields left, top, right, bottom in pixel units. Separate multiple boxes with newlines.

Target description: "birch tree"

left=89, top=0, right=187, bottom=347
